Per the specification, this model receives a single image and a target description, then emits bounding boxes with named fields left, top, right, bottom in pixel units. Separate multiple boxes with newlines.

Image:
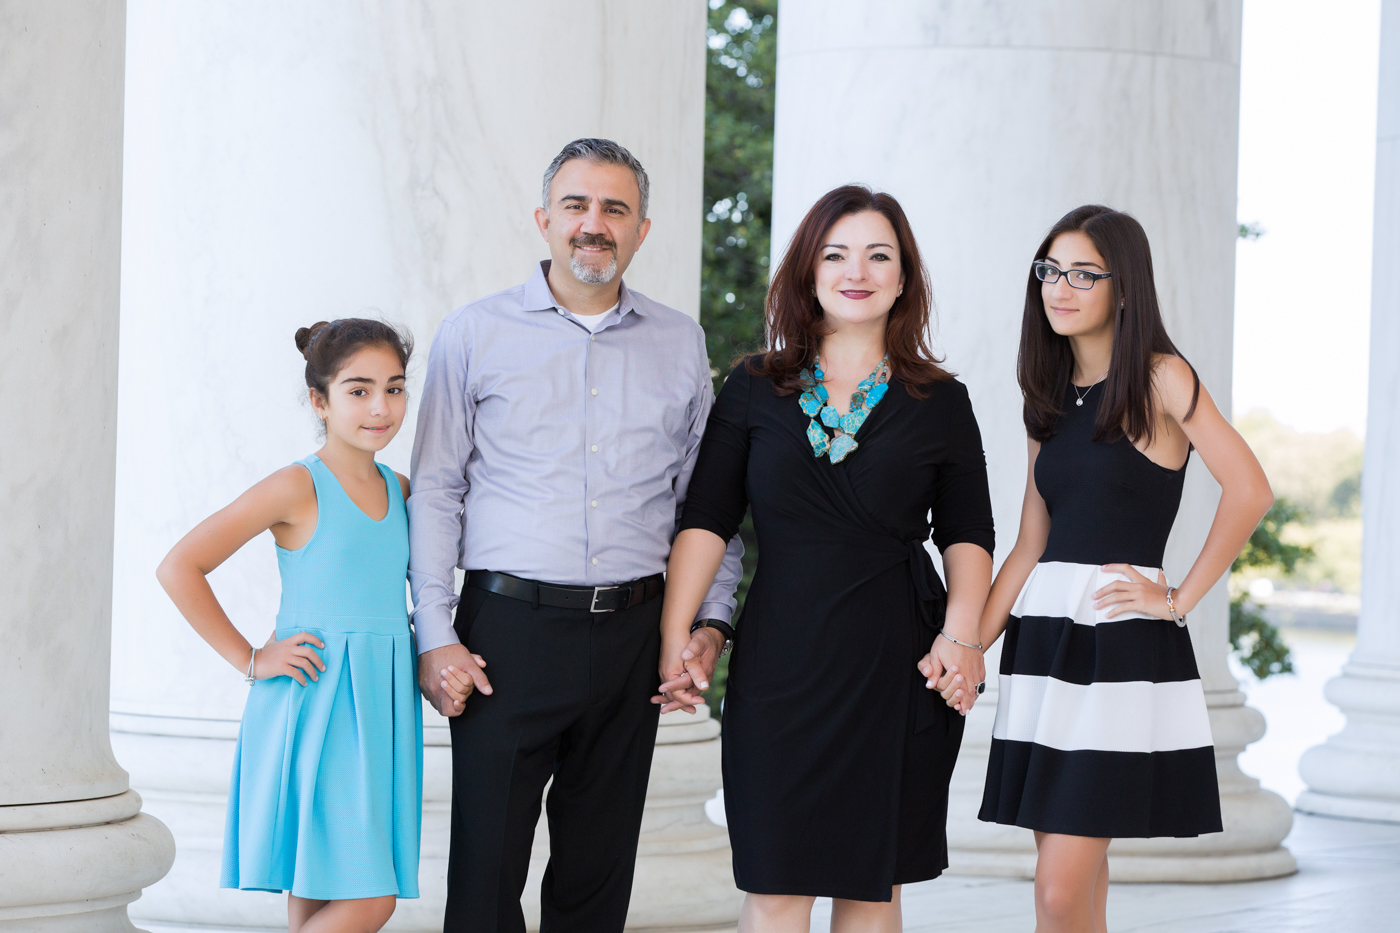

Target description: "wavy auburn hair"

left=749, top=185, right=950, bottom=396
left=1020, top=204, right=1200, bottom=444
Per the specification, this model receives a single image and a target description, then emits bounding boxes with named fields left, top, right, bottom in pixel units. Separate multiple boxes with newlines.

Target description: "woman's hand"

left=653, top=627, right=724, bottom=714
left=1094, top=565, right=1175, bottom=620
left=920, top=633, right=985, bottom=716
left=255, top=631, right=327, bottom=686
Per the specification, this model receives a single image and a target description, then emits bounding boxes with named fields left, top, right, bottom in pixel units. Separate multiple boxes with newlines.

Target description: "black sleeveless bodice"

left=1035, top=382, right=1187, bottom=567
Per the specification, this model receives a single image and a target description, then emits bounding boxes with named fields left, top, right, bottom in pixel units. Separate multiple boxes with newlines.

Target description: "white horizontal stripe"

left=992, top=673, right=1213, bottom=753
left=1012, top=560, right=1165, bottom=627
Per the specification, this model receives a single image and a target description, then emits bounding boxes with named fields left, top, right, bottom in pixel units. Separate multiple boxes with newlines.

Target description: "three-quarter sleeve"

left=929, top=381, right=996, bottom=557
left=679, top=362, right=753, bottom=543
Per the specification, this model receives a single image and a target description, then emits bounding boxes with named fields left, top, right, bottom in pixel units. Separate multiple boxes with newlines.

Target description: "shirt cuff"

left=411, top=608, right=462, bottom=654
left=695, top=600, right=735, bottom=626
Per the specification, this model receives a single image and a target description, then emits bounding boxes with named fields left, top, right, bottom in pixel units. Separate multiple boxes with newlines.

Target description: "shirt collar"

left=524, top=260, right=643, bottom=318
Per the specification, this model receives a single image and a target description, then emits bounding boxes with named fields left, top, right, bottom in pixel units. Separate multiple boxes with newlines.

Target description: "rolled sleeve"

left=408, top=316, right=475, bottom=653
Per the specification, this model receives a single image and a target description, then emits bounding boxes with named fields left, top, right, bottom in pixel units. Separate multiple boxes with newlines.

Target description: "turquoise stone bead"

left=868, top=383, right=888, bottom=405
left=814, top=384, right=829, bottom=402
left=829, top=433, right=858, bottom=463
left=799, top=392, right=822, bottom=417
left=806, top=419, right=830, bottom=457
left=842, top=408, right=868, bottom=435
left=820, top=405, right=841, bottom=428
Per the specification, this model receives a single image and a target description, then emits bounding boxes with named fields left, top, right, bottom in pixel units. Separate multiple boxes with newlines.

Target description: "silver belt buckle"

left=590, top=585, right=620, bottom=613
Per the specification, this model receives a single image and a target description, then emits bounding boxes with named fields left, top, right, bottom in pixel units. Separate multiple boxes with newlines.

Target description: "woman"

left=655, top=185, right=994, bottom=932
left=950, top=205, right=1272, bottom=933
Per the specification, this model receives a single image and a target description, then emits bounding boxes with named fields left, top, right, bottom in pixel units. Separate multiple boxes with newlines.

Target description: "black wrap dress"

left=679, top=360, right=995, bottom=901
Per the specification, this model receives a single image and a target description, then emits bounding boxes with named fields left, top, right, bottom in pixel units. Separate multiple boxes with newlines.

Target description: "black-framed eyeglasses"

left=1033, top=261, right=1112, bottom=290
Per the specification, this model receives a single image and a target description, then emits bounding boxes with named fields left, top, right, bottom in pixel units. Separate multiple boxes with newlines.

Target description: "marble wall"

left=109, top=2, right=712, bottom=928
left=772, top=0, right=1294, bottom=879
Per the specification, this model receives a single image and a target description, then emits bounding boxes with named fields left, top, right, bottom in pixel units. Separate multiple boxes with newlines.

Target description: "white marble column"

left=772, top=0, right=1294, bottom=880
left=1297, top=0, right=1400, bottom=824
left=0, top=2, right=176, bottom=930
left=109, top=2, right=732, bottom=929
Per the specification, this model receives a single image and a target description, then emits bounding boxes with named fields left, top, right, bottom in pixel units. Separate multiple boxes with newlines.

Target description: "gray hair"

left=541, top=138, right=650, bottom=221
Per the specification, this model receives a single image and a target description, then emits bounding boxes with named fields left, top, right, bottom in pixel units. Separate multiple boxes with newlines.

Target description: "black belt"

left=467, top=570, right=665, bottom=613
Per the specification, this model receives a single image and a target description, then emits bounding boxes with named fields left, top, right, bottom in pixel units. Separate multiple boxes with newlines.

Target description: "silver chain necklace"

left=1073, top=369, right=1109, bottom=407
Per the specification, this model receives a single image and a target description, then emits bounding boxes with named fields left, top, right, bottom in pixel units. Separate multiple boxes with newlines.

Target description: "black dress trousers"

left=443, top=584, right=662, bottom=933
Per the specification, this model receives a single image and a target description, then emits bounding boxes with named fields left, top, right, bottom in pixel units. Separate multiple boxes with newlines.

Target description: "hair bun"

left=294, top=321, right=331, bottom=360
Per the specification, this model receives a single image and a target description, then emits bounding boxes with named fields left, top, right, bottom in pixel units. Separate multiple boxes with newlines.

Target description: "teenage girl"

left=158, top=319, right=429, bottom=933
left=945, top=206, right=1273, bottom=933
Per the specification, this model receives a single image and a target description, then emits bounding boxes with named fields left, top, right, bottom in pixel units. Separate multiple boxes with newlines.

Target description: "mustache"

left=571, top=233, right=616, bottom=251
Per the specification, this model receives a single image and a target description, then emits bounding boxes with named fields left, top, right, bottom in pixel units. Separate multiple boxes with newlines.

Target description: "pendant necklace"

left=798, top=354, right=890, bottom=463
left=1073, top=368, right=1109, bottom=407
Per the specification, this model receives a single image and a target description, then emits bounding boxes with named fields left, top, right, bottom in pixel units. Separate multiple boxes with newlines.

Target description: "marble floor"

left=806, top=813, right=1400, bottom=932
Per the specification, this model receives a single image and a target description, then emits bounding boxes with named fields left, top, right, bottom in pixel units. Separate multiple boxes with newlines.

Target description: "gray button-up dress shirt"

left=408, top=261, right=744, bottom=653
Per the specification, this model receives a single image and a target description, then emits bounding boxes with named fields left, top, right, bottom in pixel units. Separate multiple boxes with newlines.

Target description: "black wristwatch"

left=690, top=618, right=735, bottom=657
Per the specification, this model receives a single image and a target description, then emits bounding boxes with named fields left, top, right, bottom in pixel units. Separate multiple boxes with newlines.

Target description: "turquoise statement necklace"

left=798, top=354, right=890, bottom=463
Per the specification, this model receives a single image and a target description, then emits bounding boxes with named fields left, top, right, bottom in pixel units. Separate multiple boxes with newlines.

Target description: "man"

left=408, top=138, right=743, bottom=933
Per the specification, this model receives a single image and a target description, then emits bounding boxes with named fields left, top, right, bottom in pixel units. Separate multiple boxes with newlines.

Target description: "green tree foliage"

left=1229, top=500, right=1314, bottom=679
left=699, top=1, right=777, bottom=714
left=702, top=0, right=777, bottom=390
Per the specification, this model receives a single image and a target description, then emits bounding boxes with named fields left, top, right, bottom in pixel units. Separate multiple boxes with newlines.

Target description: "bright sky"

left=1234, top=0, right=1382, bottom=437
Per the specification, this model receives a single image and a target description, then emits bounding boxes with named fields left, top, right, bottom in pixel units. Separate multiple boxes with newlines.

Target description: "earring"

left=810, top=285, right=816, bottom=297
left=898, top=288, right=904, bottom=296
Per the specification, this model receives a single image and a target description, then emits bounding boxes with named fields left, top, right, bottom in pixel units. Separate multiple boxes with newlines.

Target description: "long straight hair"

left=750, top=185, right=950, bottom=396
left=1020, top=205, right=1200, bottom=444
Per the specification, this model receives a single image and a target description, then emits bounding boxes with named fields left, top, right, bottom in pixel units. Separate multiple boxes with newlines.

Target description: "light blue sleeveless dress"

left=221, top=455, right=422, bottom=899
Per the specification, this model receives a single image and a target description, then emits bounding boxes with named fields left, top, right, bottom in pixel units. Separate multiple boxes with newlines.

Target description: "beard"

left=568, top=234, right=618, bottom=285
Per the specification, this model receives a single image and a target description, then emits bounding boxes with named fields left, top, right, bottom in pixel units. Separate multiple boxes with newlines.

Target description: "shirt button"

left=591, top=388, right=598, bottom=396
left=591, top=444, right=598, bottom=452
left=591, top=500, right=598, bottom=508
left=590, top=335, right=595, bottom=341
left=591, top=557, right=599, bottom=565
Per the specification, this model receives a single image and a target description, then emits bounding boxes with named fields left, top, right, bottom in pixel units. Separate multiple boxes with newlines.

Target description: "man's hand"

left=417, top=643, right=491, bottom=717
left=653, top=627, right=724, bottom=715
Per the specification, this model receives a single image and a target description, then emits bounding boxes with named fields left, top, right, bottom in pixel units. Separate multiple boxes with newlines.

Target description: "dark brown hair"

left=1019, top=204, right=1200, bottom=444
left=294, top=318, right=414, bottom=401
left=749, top=185, right=950, bottom=396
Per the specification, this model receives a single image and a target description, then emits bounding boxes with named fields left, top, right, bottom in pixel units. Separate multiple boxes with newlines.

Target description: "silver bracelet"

left=1166, top=587, right=1187, bottom=628
left=244, top=647, right=257, bottom=685
left=938, top=630, right=984, bottom=651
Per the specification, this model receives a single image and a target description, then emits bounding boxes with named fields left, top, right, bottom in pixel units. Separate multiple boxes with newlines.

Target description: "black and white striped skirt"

left=978, top=561, right=1224, bottom=838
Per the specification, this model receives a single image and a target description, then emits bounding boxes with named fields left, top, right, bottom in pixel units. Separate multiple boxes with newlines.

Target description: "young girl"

left=158, top=319, right=429, bottom=933
left=945, top=206, right=1273, bottom=933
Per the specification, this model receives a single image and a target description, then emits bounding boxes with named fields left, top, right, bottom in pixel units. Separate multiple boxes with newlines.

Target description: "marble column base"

left=0, top=791, right=175, bottom=932
left=1298, top=662, right=1400, bottom=824
left=947, top=685, right=1296, bottom=882
left=115, top=704, right=740, bottom=931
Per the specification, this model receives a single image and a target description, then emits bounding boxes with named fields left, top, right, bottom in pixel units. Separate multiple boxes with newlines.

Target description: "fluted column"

left=1297, top=0, right=1400, bottom=824
left=0, top=2, right=175, bottom=929
left=771, top=0, right=1294, bottom=880
left=109, top=2, right=726, bottom=929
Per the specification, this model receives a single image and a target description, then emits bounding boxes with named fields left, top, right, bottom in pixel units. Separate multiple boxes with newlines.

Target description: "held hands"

left=653, top=627, right=725, bottom=715
left=256, top=631, right=327, bottom=686
left=1093, top=565, right=1177, bottom=621
left=416, top=643, right=491, bottom=717
left=920, top=632, right=985, bottom=717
